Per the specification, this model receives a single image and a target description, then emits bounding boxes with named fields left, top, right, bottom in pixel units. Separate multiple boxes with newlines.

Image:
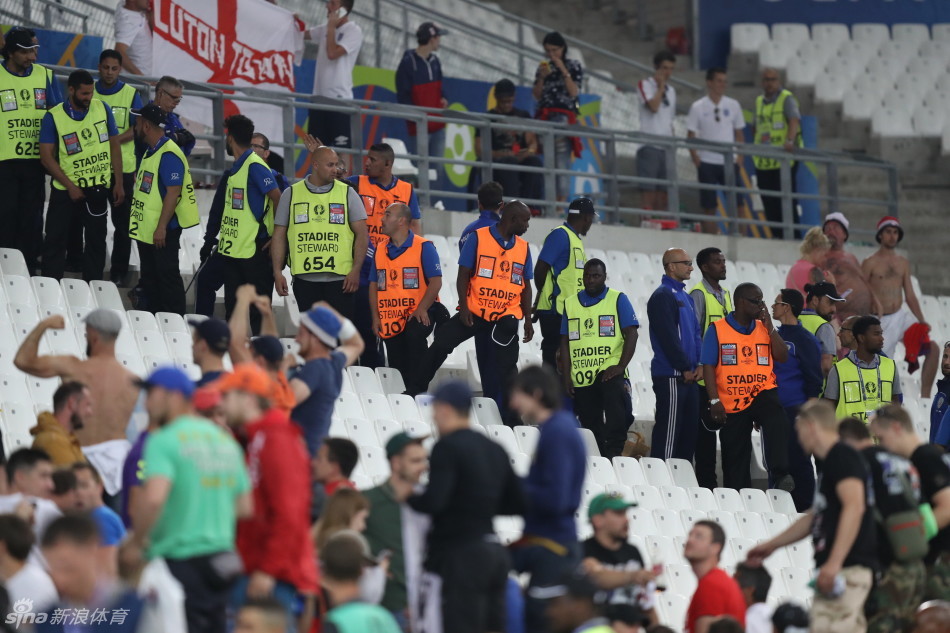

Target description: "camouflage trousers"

left=925, top=550, right=950, bottom=601
left=865, top=560, right=926, bottom=633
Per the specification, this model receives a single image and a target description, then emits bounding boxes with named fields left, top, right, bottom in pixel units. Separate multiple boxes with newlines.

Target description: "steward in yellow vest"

left=802, top=281, right=845, bottom=377
left=0, top=27, right=63, bottom=273
left=702, top=283, right=795, bottom=491
left=217, top=114, right=283, bottom=334
left=825, top=316, right=900, bottom=422
left=408, top=202, right=534, bottom=418
left=534, top=197, right=596, bottom=369
left=38, top=70, right=123, bottom=282
left=94, top=49, right=144, bottom=285
left=270, top=146, right=369, bottom=320
left=129, top=103, right=198, bottom=315
left=560, top=258, right=639, bottom=458
left=369, top=203, right=443, bottom=379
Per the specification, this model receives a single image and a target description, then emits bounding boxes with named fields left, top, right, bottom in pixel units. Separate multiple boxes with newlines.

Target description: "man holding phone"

left=700, top=282, right=795, bottom=492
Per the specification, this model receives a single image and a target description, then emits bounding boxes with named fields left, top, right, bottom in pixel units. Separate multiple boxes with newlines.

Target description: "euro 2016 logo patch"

left=721, top=343, right=738, bottom=365
left=511, top=262, right=524, bottom=285
left=403, top=267, right=420, bottom=289
left=80, top=127, right=93, bottom=142
left=139, top=171, right=154, bottom=193
left=865, top=381, right=877, bottom=396
left=329, top=203, right=345, bottom=224
left=19, top=88, right=29, bottom=101
left=231, top=188, right=245, bottom=210
left=599, top=315, right=615, bottom=337
left=377, top=270, right=387, bottom=291
left=63, top=132, right=82, bottom=155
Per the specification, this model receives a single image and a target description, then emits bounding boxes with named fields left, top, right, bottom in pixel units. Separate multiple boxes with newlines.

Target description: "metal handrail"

left=44, top=64, right=898, bottom=239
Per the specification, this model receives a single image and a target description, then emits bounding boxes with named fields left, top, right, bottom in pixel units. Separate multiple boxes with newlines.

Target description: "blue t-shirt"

left=1, top=61, right=63, bottom=108
left=367, top=232, right=442, bottom=283
left=39, top=98, right=119, bottom=144
left=195, top=369, right=224, bottom=388
left=458, top=225, right=534, bottom=280
left=91, top=505, right=127, bottom=546
left=290, top=351, right=347, bottom=457
left=700, top=313, right=759, bottom=366
left=94, top=79, right=144, bottom=126
left=538, top=223, right=583, bottom=312
left=459, top=210, right=500, bottom=248
left=560, top=286, right=639, bottom=334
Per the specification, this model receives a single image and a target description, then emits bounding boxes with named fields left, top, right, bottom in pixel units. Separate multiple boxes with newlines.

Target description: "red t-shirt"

left=685, top=567, right=747, bottom=633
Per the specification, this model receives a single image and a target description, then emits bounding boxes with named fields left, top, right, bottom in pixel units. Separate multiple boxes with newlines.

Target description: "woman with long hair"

left=786, top=226, right=835, bottom=295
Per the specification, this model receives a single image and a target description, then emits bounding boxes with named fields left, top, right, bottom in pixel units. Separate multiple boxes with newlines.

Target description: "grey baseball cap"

left=83, top=308, right=123, bottom=336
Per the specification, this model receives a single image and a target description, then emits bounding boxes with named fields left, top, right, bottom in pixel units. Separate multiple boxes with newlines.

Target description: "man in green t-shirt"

left=123, top=366, right=252, bottom=633
left=322, top=531, right=403, bottom=633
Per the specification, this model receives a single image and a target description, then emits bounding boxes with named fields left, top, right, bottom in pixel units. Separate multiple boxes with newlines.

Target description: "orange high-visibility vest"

left=357, top=175, right=414, bottom=249
left=713, top=318, right=777, bottom=414
left=374, top=234, right=439, bottom=339
left=466, top=226, right=529, bottom=321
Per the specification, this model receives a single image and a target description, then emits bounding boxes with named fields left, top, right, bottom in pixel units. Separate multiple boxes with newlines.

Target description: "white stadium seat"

left=741, top=488, right=772, bottom=513
left=156, top=312, right=189, bottom=334
left=714, top=487, right=745, bottom=512
left=577, top=428, right=600, bottom=457
left=135, top=331, right=170, bottom=358
left=1, top=401, right=36, bottom=453
left=164, top=333, right=192, bottom=362
left=612, top=456, right=647, bottom=487
left=348, top=366, right=383, bottom=394
left=629, top=507, right=658, bottom=536
left=667, top=458, right=699, bottom=488
left=335, top=392, right=365, bottom=421
left=375, top=367, right=406, bottom=395
left=707, top=510, right=741, bottom=540
left=771, top=23, right=810, bottom=47
left=640, top=457, right=674, bottom=487
left=891, top=23, right=930, bottom=44
left=358, top=445, right=390, bottom=484
left=679, top=509, right=707, bottom=531
left=514, top=425, right=539, bottom=457
left=472, top=396, right=504, bottom=427
left=811, top=23, right=849, bottom=45
left=128, top=310, right=160, bottom=332
left=814, top=69, right=850, bottom=104
left=933, top=23, right=950, bottom=41
left=736, top=511, right=769, bottom=540
left=632, top=485, right=663, bottom=511
left=768, top=489, right=798, bottom=515
left=0, top=249, right=29, bottom=277
left=852, top=23, right=891, bottom=46
left=913, top=105, right=946, bottom=137
left=871, top=56, right=908, bottom=82
left=785, top=48, right=827, bottom=86
left=644, top=535, right=680, bottom=565
left=872, top=107, right=915, bottom=136
left=757, top=40, right=794, bottom=71
left=687, top=486, right=718, bottom=512
left=345, top=417, right=381, bottom=448
left=487, top=425, right=519, bottom=457
left=31, top=277, right=65, bottom=307
left=359, top=393, right=393, bottom=420
left=90, top=281, right=124, bottom=311
left=876, top=39, right=920, bottom=65
left=659, top=485, right=692, bottom=512
left=587, top=456, right=617, bottom=486
left=895, top=74, right=930, bottom=103
left=653, top=508, right=686, bottom=538
left=374, top=419, right=403, bottom=446
left=730, top=23, right=770, bottom=54
left=387, top=394, right=421, bottom=424
left=4, top=275, right=36, bottom=306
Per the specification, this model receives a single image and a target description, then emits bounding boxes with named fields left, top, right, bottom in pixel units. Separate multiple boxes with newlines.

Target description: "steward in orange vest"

left=369, top=203, right=444, bottom=380
left=701, top=283, right=795, bottom=492
left=408, top=202, right=535, bottom=420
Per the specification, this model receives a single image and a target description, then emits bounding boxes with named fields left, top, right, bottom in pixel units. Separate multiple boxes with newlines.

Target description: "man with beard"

left=408, top=202, right=534, bottom=420
left=213, top=114, right=283, bottom=334
left=30, top=381, right=92, bottom=466
left=930, top=342, right=950, bottom=449
left=128, top=103, right=199, bottom=315
left=824, top=316, right=902, bottom=422
left=821, top=212, right=882, bottom=321
left=800, top=281, right=844, bottom=378
left=863, top=216, right=939, bottom=398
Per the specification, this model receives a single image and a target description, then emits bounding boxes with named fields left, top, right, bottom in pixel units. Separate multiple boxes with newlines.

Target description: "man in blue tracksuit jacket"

left=931, top=343, right=950, bottom=448
left=647, top=248, right=702, bottom=460
left=772, top=288, right=822, bottom=510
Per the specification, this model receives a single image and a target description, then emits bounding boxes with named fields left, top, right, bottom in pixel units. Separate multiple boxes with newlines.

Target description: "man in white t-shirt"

left=0, top=449, right=62, bottom=567
left=637, top=50, right=676, bottom=213
left=0, top=514, right=58, bottom=610
left=686, top=67, right=746, bottom=234
left=114, top=0, right=151, bottom=76
left=305, top=0, right=364, bottom=150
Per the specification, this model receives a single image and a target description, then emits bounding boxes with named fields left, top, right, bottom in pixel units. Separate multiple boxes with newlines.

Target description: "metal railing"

left=3, top=0, right=112, bottom=42
left=44, top=64, right=898, bottom=240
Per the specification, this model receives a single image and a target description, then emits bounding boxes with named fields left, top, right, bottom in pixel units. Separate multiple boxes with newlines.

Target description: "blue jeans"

left=511, top=541, right=581, bottom=633
left=230, top=574, right=300, bottom=633
left=408, top=128, right=446, bottom=191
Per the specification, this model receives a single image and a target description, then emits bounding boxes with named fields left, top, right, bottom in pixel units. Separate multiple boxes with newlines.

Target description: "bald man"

left=271, top=145, right=369, bottom=319
left=409, top=202, right=534, bottom=423
left=648, top=248, right=703, bottom=460
left=913, top=601, right=950, bottom=633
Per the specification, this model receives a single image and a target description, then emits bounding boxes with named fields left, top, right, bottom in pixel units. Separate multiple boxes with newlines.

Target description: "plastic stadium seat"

left=156, top=312, right=188, bottom=334
left=359, top=393, right=393, bottom=420
left=707, top=510, right=741, bottom=541
left=877, top=39, right=920, bottom=64
left=736, top=511, right=769, bottom=540
left=514, top=425, right=539, bottom=457
left=345, top=417, right=381, bottom=448
left=612, top=456, right=646, bottom=487
left=46, top=328, right=80, bottom=356
left=348, top=366, right=383, bottom=394
left=1, top=402, right=36, bottom=454
left=487, top=425, right=519, bottom=457
left=587, top=456, right=618, bottom=486
left=128, top=310, right=160, bottom=332
left=471, top=396, right=504, bottom=427
left=335, top=392, right=365, bottom=421
left=912, top=47, right=950, bottom=73
left=0, top=249, right=29, bottom=277
left=814, top=71, right=850, bottom=104
left=933, top=23, right=950, bottom=41
left=666, top=563, right=698, bottom=596
left=656, top=594, right=688, bottom=630
left=739, top=488, right=771, bottom=514
left=835, top=40, right=877, bottom=67
left=414, top=394, right=434, bottom=426
left=667, top=458, right=699, bottom=488
left=852, top=23, right=891, bottom=46
left=852, top=73, right=893, bottom=102
left=787, top=540, right=814, bottom=569
left=375, top=367, right=405, bottom=395
left=658, top=485, right=692, bottom=512
left=771, top=23, right=810, bottom=46
left=687, top=486, right=718, bottom=512
left=135, top=331, right=170, bottom=358
left=30, top=277, right=65, bottom=307
left=768, top=489, right=798, bottom=515
left=644, top=535, right=680, bottom=566
left=0, top=374, right=30, bottom=403
left=510, top=452, right=531, bottom=477
left=730, top=23, right=770, bottom=54
left=871, top=56, right=908, bottom=81
left=781, top=567, right=812, bottom=602
left=640, top=457, right=674, bottom=487
left=164, top=333, right=192, bottom=362
left=631, top=485, right=662, bottom=511
left=387, top=394, right=421, bottom=424
left=578, top=428, right=600, bottom=457
left=762, top=512, right=792, bottom=537
left=4, top=276, right=36, bottom=306
left=811, top=23, right=849, bottom=44
left=714, top=487, right=745, bottom=512
left=892, top=23, right=930, bottom=44
left=358, top=445, right=389, bottom=484
left=872, top=107, right=915, bottom=136
left=629, top=507, right=659, bottom=536
left=580, top=483, right=606, bottom=510
left=785, top=49, right=826, bottom=87
left=374, top=419, right=402, bottom=446
left=90, top=281, right=124, bottom=311
left=757, top=40, right=794, bottom=70
left=605, top=251, right=633, bottom=278
left=653, top=508, right=686, bottom=538
left=913, top=105, right=946, bottom=137
left=679, top=509, right=707, bottom=532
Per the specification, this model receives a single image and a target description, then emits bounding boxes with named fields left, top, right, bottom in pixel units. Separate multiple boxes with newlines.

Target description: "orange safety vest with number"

left=466, top=226, right=529, bottom=321
left=713, top=318, right=777, bottom=413
left=374, top=234, right=439, bottom=339
left=357, top=175, right=414, bottom=249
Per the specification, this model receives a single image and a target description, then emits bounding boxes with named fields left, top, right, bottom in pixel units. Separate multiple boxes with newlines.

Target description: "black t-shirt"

left=811, top=442, right=878, bottom=570
left=485, top=107, right=531, bottom=151
left=860, top=445, right=922, bottom=566
left=911, top=443, right=950, bottom=562
left=582, top=537, right=654, bottom=610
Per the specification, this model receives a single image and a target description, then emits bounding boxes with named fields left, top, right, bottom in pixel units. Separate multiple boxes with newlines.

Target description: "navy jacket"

left=931, top=377, right=950, bottom=447
left=647, top=275, right=701, bottom=377
left=775, top=322, right=824, bottom=408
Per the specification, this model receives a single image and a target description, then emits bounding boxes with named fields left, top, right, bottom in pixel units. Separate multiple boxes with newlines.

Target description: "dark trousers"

left=429, top=540, right=510, bottom=633
left=165, top=552, right=240, bottom=633
left=474, top=329, right=503, bottom=412
left=43, top=187, right=108, bottom=281
left=650, top=376, right=700, bottom=460
left=383, top=311, right=436, bottom=381
left=195, top=252, right=226, bottom=316
left=756, top=165, right=798, bottom=240
left=696, top=389, right=720, bottom=489
left=720, top=388, right=790, bottom=490
left=110, top=172, right=136, bottom=283
left=292, top=278, right=355, bottom=320
left=538, top=312, right=561, bottom=370
left=0, top=159, right=46, bottom=273
left=574, top=376, right=630, bottom=459
left=354, top=284, right=383, bottom=368
left=137, top=228, right=185, bottom=315
left=493, top=155, right=544, bottom=203
left=511, top=541, right=581, bottom=633
left=411, top=314, right=520, bottom=422
left=782, top=404, right=817, bottom=511
left=308, top=109, right=351, bottom=149
left=222, top=245, right=275, bottom=335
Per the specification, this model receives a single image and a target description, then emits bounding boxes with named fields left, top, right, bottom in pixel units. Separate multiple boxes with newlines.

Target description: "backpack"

left=871, top=454, right=929, bottom=563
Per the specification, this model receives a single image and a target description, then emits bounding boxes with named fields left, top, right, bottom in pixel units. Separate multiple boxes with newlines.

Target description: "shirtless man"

left=862, top=216, right=939, bottom=398
left=821, top=212, right=882, bottom=321
left=15, top=309, right=139, bottom=498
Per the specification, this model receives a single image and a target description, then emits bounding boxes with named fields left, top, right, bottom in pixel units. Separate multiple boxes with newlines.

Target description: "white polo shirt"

left=114, top=1, right=152, bottom=75
left=310, top=21, right=364, bottom=99
left=686, top=95, right=745, bottom=165
left=637, top=77, right=676, bottom=139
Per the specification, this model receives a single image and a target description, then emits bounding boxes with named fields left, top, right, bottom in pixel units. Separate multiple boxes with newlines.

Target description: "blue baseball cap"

left=431, top=380, right=473, bottom=414
left=300, top=306, right=342, bottom=349
left=135, top=366, right=195, bottom=398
